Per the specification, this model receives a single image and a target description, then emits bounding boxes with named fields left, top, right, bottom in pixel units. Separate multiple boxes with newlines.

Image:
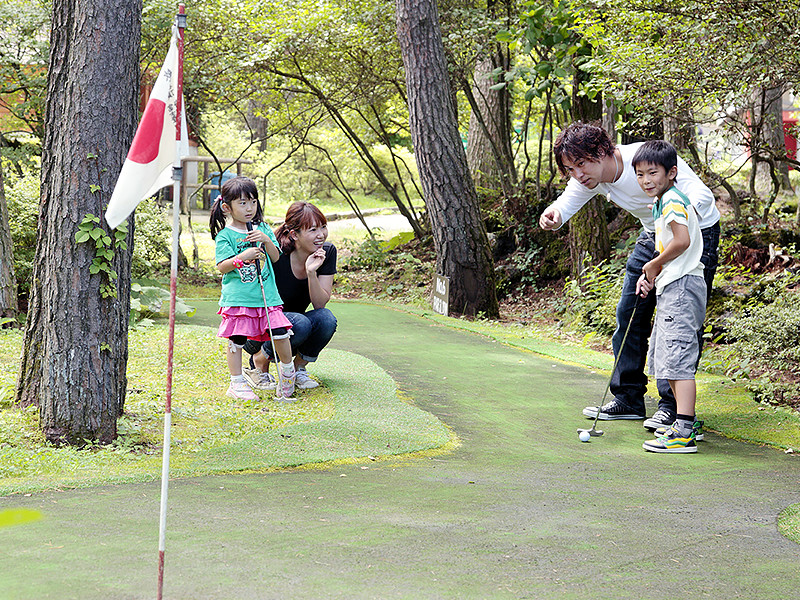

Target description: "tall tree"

left=0, top=160, right=17, bottom=323
left=457, top=0, right=518, bottom=198
left=15, top=0, right=141, bottom=444
left=396, top=0, right=498, bottom=317
left=568, top=59, right=610, bottom=278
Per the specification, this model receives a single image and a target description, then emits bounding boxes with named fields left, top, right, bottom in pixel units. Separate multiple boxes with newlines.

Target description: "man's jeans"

left=244, top=307, right=337, bottom=363
left=610, top=222, right=720, bottom=415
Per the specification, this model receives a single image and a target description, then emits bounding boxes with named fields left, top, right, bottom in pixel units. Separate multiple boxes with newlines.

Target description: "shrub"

left=4, top=170, right=39, bottom=306
left=341, top=236, right=388, bottom=270
left=561, top=259, right=623, bottom=336
left=132, top=201, right=171, bottom=277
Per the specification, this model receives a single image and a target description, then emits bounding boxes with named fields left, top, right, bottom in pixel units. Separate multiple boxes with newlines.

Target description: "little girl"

left=210, top=176, right=296, bottom=400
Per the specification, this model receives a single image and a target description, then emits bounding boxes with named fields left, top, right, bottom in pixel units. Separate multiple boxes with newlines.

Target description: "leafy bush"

left=562, top=259, right=623, bottom=336
left=4, top=169, right=39, bottom=305
left=130, top=281, right=196, bottom=327
left=341, top=236, right=388, bottom=270
left=132, top=201, right=171, bottom=277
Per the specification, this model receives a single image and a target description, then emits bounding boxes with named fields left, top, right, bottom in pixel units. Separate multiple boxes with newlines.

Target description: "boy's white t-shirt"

left=550, top=142, right=720, bottom=232
left=652, top=186, right=704, bottom=294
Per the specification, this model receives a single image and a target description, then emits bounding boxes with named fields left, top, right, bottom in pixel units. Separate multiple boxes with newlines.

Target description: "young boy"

left=632, top=140, right=706, bottom=454
left=540, top=122, right=719, bottom=431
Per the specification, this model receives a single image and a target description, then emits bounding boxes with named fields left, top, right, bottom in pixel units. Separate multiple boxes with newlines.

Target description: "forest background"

left=1, top=0, right=800, bottom=448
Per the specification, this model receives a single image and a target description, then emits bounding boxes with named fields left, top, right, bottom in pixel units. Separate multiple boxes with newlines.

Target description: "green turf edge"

left=778, top=503, right=800, bottom=544
left=0, top=349, right=454, bottom=496
left=337, top=299, right=800, bottom=453
left=178, top=349, right=455, bottom=475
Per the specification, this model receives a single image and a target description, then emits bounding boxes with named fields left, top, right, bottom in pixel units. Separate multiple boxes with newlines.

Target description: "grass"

left=0, top=325, right=452, bottom=496
left=379, top=302, right=800, bottom=453
left=778, top=503, right=800, bottom=545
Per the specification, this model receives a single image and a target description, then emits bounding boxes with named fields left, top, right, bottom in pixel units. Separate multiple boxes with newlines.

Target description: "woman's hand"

left=305, top=247, right=326, bottom=274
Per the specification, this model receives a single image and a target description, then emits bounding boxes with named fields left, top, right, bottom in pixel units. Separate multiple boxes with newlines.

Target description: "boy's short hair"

left=553, top=122, right=616, bottom=176
left=631, top=139, right=678, bottom=173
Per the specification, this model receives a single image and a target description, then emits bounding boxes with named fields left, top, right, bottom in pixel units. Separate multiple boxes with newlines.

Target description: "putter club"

left=577, top=294, right=642, bottom=438
left=247, top=221, right=286, bottom=402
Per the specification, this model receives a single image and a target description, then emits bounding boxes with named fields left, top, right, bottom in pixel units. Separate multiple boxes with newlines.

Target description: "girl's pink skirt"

left=217, top=306, right=292, bottom=342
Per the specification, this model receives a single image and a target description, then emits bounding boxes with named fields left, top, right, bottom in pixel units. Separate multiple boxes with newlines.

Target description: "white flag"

left=105, top=27, right=188, bottom=229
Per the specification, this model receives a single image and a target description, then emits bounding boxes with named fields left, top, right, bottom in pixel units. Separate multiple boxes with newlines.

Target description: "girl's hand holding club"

left=240, top=247, right=265, bottom=263
left=244, top=229, right=269, bottom=245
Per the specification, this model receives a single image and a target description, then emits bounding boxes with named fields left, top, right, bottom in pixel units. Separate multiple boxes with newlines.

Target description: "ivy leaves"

left=75, top=214, right=129, bottom=299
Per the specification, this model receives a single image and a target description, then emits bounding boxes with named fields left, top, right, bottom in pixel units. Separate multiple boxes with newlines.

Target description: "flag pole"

left=157, top=3, right=185, bottom=599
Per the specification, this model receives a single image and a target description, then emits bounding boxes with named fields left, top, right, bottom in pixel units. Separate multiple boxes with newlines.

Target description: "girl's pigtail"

left=209, top=197, right=227, bottom=239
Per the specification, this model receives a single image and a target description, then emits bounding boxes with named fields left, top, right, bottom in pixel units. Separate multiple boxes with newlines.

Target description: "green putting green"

left=1, top=301, right=799, bottom=599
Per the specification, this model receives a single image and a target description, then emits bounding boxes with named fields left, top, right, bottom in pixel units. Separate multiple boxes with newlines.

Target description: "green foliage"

left=75, top=213, right=128, bottom=299
left=573, top=0, right=800, bottom=160
left=500, top=0, right=595, bottom=112
left=132, top=201, right=171, bottom=277
left=130, top=281, right=196, bottom=327
left=3, top=166, right=39, bottom=303
left=0, top=0, right=49, bottom=139
left=341, top=236, right=388, bottom=270
left=562, top=259, right=623, bottom=336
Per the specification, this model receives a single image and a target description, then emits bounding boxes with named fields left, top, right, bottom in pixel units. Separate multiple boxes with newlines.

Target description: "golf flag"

left=105, top=26, right=188, bottom=230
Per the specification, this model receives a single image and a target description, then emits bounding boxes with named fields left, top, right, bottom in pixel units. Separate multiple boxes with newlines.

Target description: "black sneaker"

left=643, top=409, right=677, bottom=431
left=582, top=399, right=645, bottom=420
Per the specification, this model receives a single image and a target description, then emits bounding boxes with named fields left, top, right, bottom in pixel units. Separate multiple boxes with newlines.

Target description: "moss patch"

left=778, top=503, right=800, bottom=545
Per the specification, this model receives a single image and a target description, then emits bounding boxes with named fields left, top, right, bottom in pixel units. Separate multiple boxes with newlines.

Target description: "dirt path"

left=2, top=302, right=799, bottom=599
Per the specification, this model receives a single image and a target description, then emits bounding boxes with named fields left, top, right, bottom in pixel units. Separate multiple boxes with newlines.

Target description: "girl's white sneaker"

left=226, top=380, right=257, bottom=401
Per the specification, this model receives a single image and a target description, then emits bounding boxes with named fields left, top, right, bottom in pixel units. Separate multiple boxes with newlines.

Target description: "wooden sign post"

left=432, top=273, right=449, bottom=316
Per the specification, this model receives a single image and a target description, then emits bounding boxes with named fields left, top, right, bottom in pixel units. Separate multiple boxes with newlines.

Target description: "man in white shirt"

left=539, top=122, right=720, bottom=431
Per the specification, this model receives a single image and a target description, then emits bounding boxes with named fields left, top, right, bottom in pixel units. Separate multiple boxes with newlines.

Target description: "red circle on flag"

left=128, top=99, right=166, bottom=164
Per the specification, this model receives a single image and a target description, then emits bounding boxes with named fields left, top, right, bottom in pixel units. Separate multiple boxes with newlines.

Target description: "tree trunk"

left=466, top=54, right=516, bottom=194
left=753, top=83, right=792, bottom=193
left=15, top=0, right=141, bottom=445
left=396, top=0, right=498, bottom=318
left=0, top=161, right=18, bottom=323
left=569, top=67, right=610, bottom=279
left=603, top=97, right=617, bottom=142
left=568, top=198, right=611, bottom=282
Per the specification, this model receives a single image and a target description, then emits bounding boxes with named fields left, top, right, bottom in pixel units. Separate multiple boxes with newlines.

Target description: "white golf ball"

left=578, top=430, right=591, bottom=443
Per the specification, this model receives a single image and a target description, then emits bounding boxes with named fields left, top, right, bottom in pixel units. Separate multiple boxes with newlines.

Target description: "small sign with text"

left=432, top=273, right=449, bottom=316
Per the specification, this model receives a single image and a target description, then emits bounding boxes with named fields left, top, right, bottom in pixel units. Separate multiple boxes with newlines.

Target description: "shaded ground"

left=1, top=302, right=799, bottom=599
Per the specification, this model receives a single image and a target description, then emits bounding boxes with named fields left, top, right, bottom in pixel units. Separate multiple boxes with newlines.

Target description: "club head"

left=577, top=427, right=604, bottom=437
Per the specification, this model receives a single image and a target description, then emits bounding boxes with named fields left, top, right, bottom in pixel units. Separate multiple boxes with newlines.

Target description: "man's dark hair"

left=631, top=139, right=678, bottom=173
left=553, top=122, right=616, bottom=176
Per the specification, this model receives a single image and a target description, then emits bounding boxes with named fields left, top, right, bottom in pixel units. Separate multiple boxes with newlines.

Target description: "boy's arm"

left=641, top=221, right=690, bottom=283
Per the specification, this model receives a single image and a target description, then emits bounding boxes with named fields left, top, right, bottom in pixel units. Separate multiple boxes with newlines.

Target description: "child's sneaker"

left=643, top=424, right=697, bottom=453
left=295, top=367, right=319, bottom=389
left=243, top=368, right=277, bottom=391
left=279, top=366, right=296, bottom=398
left=226, top=380, right=257, bottom=401
left=654, top=419, right=704, bottom=442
